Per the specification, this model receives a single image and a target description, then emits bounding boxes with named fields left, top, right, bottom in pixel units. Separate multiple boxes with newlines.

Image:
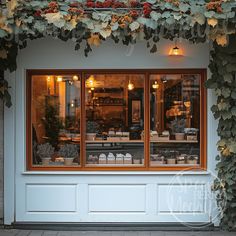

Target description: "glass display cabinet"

left=26, top=69, right=206, bottom=171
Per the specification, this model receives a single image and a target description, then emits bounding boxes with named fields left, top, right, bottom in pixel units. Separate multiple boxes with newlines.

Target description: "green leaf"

left=179, top=3, right=189, bottom=13
left=204, top=11, right=215, bottom=18
left=111, top=22, right=119, bottom=31
left=129, top=22, right=140, bottom=31
left=205, top=79, right=217, bottom=89
left=173, top=13, right=182, bottom=21
left=146, top=0, right=156, bottom=4
left=223, top=73, right=233, bottom=83
left=211, top=105, right=218, bottom=112
left=162, top=12, right=171, bottom=19
left=222, top=88, right=231, bottom=98
left=229, top=143, right=236, bottom=153
left=100, top=29, right=111, bottom=39
left=231, top=91, right=236, bottom=99
left=92, top=12, right=100, bottom=21
left=150, top=44, right=157, bottom=53
left=194, top=13, right=205, bottom=25
left=150, top=11, right=162, bottom=21
left=231, top=107, right=236, bottom=117
left=0, top=30, right=7, bottom=38
left=218, top=102, right=229, bottom=111
left=226, top=64, right=236, bottom=72
left=166, top=17, right=175, bottom=25
left=222, top=111, right=232, bottom=120
left=144, top=19, right=157, bottom=29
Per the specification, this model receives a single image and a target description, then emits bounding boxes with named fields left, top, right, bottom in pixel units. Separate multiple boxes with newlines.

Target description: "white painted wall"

left=0, top=101, right=3, bottom=223
left=4, top=37, right=220, bottom=225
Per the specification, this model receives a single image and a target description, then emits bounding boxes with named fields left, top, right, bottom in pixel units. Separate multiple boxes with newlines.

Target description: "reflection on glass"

left=150, top=74, right=200, bottom=166
left=85, top=74, right=145, bottom=166
left=31, top=75, right=81, bottom=166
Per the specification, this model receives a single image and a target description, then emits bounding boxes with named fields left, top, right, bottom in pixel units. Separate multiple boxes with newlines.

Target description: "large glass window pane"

left=85, top=74, right=145, bottom=166
left=150, top=74, right=201, bottom=166
left=31, top=74, right=81, bottom=167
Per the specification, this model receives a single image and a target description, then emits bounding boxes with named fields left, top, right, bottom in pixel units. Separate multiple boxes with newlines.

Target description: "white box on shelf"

left=124, top=154, right=132, bottom=164
left=107, top=137, right=121, bottom=142
left=107, top=153, right=116, bottom=164
left=157, top=135, right=170, bottom=141
left=99, top=154, right=106, bottom=164
left=186, top=135, right=197, bottom=141
left=133, top=159, right=141, bottom=164
left=150, top=160, right=165, bottom=166
left=116, top=154, right=124, bottom=164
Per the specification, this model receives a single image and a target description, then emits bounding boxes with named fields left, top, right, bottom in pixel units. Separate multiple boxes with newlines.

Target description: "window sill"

left=21, top=170, right=211, bottom=175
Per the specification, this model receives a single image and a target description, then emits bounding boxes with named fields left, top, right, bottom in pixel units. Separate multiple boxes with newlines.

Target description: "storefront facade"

left=4, top=37, right=219, bottom=225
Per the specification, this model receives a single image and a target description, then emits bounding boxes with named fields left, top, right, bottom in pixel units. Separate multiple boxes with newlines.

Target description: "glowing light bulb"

left=152, top=81, right=159, bottom=89
left=86, top=75, right=95, bottom=88
left=57, top=76, right=63, bottom=82
left=169, top=38, right=183, bottom=56
left=73, top=75, right=79, bottom=81
left=71, top=100, right=75, bottom=107
left=128, top=80, right=134, bottom=90
left=47, top=76, right=51, bottom=82
left=169, top=46, right=183, bottom=56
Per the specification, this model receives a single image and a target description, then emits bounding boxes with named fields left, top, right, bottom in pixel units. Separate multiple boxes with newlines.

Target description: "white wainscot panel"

left=88, top=185, right=146, bottom=213
left=157, top=184, right=206, bottom=213
left=26, top=184, right=77, bottom=212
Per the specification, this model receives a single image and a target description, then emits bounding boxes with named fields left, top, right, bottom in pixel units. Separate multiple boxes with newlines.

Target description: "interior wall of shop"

left=0, top=101, right=3, bottom=223
left=4, top=37, right=219, bottom=225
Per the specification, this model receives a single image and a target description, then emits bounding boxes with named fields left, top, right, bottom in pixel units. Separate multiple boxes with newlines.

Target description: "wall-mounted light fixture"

left=169, top=39, right=183, bottom=56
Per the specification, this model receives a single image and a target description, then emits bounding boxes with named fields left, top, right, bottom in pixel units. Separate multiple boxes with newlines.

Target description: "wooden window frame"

left=26, top=69, right=207, bottom=171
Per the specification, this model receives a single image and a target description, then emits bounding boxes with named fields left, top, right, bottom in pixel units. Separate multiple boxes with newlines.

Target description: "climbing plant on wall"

left=207, top=35, right=236, bottom=231
left=0, top=0, right=236, bottom=230
left=0, top=0, right=235, bottom=72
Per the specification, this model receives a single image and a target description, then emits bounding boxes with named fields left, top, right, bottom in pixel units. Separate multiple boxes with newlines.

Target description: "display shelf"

left=150, top=163, right=199, bottom=166
left=86, top=104, right=125, bottom=107
left=150, top=140, right=198, bottom=143
left=85, top=140, right=198, bottom=143
left=85, top=164, right=144, bottom=167
left=34, top=163, right=80, bottom=167
left=86, top=140, right=144, bottom=143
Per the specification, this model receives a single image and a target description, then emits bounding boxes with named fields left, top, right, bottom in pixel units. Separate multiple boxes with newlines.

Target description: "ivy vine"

left=207, top=35, right=236, bottom=231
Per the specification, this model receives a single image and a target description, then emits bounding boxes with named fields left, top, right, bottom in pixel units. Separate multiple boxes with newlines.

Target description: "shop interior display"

left=30, top=73, right=201, bottom=168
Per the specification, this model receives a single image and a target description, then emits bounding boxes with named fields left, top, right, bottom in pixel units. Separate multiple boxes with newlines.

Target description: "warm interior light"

left=169, top=39, right=183, bottom=56
left=86, top=75, right=95, bottom=88
left=184, top=101, right=191, bottom=108
left=57, top=76, right=63, bottom=82
left=152, top=81, right=159, bottom=89
left=128, top=80, right=134, bottom=90
left=71, top=100, right=75, bottom=107
left=73, top=75, right=79, bottom=81
left=47, top=76, right=51, bottom=82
